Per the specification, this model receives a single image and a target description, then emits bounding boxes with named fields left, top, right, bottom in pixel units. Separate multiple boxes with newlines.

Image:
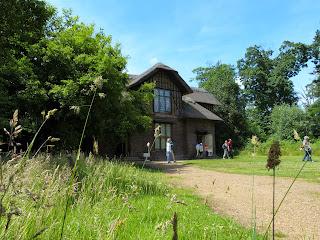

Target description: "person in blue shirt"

left=166, top=138, right=173, bottom=163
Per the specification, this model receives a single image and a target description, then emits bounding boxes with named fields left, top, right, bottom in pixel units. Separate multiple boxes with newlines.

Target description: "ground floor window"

left=155, top=123, right=171, bottom=150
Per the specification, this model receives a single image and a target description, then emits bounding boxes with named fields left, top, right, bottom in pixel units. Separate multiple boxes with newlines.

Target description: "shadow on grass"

left=133, top=160, right=195, bottom=174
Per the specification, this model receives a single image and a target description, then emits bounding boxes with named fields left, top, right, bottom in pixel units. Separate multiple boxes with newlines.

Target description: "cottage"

left=127, top=62, right=222, bottom=160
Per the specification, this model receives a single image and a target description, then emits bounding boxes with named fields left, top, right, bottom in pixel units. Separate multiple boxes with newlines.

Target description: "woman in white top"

left=302, top=136, right=313, bottom=162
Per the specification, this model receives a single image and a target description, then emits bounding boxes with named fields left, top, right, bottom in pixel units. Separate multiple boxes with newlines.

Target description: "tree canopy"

left=237, top=42, right=310, bottom=116
left=269, top=103, right=309, bottom=140
left=0, top=5, right=154, bottom=153
left=193, top=62, right=249, bottom=149
left=0, top=0, right=55, bottom=128
left=306, top=30, right=320, bottom=137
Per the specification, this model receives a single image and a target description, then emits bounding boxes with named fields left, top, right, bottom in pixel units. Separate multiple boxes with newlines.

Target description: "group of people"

left=196, top=143, right=209, bottom=157
left=166, top=136, right=313, bottom=163
left=222, top=139, right=233, bottom=159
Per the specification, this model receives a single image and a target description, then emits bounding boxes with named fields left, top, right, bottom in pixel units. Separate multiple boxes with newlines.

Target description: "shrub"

left=241, top=137, right=320, bottom=156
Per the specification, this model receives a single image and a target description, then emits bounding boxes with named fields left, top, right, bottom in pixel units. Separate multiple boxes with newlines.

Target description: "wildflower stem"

left=273, top=168, right=275, bottom=240
left=32, top=138, right=50, bottom=158
left=142, top=139, right=156, bottom=169
left=263, top=160, right=308, bottom=239
left=251, top=145, right=256, bottom=239
left=60, top=90, right=97, bottom=240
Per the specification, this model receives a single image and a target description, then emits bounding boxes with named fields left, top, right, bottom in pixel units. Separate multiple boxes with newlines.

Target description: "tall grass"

left=0, top=154, right=261, bottom=239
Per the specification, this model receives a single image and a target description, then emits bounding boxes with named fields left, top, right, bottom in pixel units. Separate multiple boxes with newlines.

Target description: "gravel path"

left=145, top=161, right=320, bottom=239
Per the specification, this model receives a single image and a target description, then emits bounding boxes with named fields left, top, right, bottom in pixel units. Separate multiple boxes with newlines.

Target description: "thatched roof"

left=183, top=87, right=222, bottom=105
left=128, top=62, right=192, bottom=95
left=128, top=63, right=222, bottom=121
left=179, top=97, right=223, bottom=121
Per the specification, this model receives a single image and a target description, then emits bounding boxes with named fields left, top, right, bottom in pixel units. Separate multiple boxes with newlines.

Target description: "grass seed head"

left=93, top=139, right=99, bottom=155
left=70, top=106, right=80, bottom=114
left=45, top=109, right=57, bottom=119
left=94, top=76, right=103, bottom=89
left=266, top=140, right=281, bottom=171
left=251, top=135, right=259, bottom=147
left=98, top=93, right=106, bottom=99
left=293, top=129, right=300, bottom=141
left=50, top=138, right=60, bottom=142
left=11, top=110, right=18, bottom=128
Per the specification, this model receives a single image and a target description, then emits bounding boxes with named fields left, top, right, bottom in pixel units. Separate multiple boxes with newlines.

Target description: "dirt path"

left=145, top=161, right=320, bottom=239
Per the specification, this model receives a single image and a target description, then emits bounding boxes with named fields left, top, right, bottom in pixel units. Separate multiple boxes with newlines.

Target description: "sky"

left=46, top=0, right=320, bottom=95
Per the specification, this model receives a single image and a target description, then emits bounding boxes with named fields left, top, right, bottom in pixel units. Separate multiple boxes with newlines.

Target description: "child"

left=205, top=144, right=209, bottom=157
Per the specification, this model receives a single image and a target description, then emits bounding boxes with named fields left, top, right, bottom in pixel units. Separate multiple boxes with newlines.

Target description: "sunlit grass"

left=179, top=155, right=320, bottom=183
left=0, top=154, right=263, bottom=239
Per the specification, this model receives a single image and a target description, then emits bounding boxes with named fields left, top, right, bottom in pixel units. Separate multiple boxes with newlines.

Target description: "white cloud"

left=150, top=58, right=158, bottom=64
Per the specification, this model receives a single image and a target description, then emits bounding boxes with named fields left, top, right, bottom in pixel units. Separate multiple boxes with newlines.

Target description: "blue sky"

left=46, top=0, right=320, bottom=94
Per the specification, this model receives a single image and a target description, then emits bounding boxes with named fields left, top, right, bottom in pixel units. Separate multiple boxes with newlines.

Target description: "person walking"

left=228, top=139, right=233, bottom=159
left=170, top=139, right=176, bottom=163
left=302, top=136, right=313, bottom=162
left=196, top=143, right=200, bottom=157
left=166, top=138, right=173, bottom=163
left=222, top=140, right=229, bottom=159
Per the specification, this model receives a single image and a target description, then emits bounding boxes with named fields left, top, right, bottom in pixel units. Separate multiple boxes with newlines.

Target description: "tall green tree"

left=193, top=62, right=249, bottom=150
left=25, top=11, right=154, bottom=151
left=237, top=42, right=310, bottom=116
left=237, top=42, right=310, bottom=136
left=0, top=0, right=55, bottom=128
left=1, top=7, right=155, bottom=153
left=306, top=30, right=320, bottom=137
left=269, top=103, right=309, bottom=140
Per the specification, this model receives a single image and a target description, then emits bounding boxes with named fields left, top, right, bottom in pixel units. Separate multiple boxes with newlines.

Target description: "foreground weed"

left=265, top=140, right=281, bottom=239
left=2, top=110, right=22, bottom=154
left=60, top=76, right=103, bottom=239
left=142, top=125, right=162, bottom=169
left=263, top=130, right=318, bottom=239
left=0, top=109, right=57, bottom=237
left=251, top=135, right=259, bottom=239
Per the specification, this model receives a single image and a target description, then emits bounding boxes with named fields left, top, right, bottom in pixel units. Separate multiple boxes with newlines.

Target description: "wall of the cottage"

left=129, top=70, right=218, bottom=161
left=129, top=70, right=186, bottom=160
left=184, top=118, right=217, bottom=159
left=130, top=114, right=188, bottom=161
left=129, top=117, right=217, bottom=161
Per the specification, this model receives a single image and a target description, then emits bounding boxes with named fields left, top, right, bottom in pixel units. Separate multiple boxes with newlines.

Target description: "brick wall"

left=129, top=117, right=217, bottom=161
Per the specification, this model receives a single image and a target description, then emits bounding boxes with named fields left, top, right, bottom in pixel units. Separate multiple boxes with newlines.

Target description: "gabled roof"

left=179, top=98, right=223, bottom=121
left=183, top=87, right=222, bottom=105
left=129, top=62, right=192, bottom=95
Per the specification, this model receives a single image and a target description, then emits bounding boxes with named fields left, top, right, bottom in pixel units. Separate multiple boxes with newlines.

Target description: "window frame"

left=154, top=123, right=172, bottom=151
left=154, top=88, right=171, bottom=113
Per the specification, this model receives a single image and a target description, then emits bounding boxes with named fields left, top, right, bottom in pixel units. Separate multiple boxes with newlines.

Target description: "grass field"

left=0, top=154, right=263, bottom=239
left=179, top=154, right=320, bottom=183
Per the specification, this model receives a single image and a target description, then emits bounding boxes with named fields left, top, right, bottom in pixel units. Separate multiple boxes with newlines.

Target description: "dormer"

left=129, top=62, right=193, bottom=116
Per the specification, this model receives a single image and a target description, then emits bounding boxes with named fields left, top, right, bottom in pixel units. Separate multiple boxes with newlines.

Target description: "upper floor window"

left=154, top=89, right=171, bottom=113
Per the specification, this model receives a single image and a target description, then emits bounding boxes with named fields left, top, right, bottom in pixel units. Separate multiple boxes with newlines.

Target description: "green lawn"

left=179, top=155, right=320, bottom=183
